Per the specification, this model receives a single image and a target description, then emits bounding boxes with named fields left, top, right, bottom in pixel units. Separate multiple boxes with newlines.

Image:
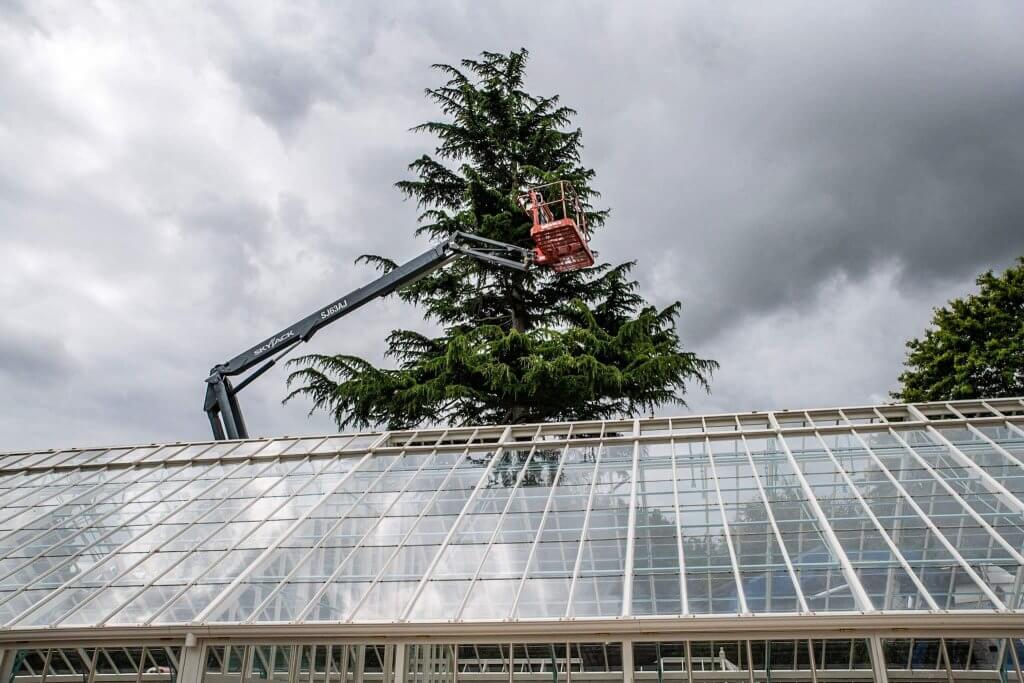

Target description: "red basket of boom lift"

left=518, top=180, right=594, bottom=272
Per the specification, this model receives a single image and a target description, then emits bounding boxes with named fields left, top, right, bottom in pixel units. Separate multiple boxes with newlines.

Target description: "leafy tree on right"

left=893, top=257, right=1024, bottom=402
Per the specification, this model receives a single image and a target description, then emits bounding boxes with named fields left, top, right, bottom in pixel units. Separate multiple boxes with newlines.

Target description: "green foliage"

left=286, top=49, right=716, bottom=429
left=893, top=257, right=1024, bottom=402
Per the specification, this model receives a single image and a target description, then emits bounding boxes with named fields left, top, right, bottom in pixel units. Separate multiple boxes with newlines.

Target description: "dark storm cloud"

left=0, top=324, right=73, bottom=383
left=229, top=49, right=335, bottom=136
left=1, top=1, right=1022, bottom=450
left=550, top=3, right=1024, bottom=344
left=0, top=0, right=43, bottom=33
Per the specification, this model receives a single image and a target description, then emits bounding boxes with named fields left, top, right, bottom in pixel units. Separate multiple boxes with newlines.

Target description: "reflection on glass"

left=0, top=406, right=1023, bottom=630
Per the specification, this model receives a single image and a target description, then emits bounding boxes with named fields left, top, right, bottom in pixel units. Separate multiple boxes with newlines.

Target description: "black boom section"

left=204, top=233, right=531, bottom=440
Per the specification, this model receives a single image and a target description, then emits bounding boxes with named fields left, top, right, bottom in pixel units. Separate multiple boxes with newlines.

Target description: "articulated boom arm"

left=204, top=232, right=531, bottom=440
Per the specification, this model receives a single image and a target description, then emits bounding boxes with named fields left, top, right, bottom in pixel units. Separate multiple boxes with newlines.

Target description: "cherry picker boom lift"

left=204, top=181, right=593, bottom=440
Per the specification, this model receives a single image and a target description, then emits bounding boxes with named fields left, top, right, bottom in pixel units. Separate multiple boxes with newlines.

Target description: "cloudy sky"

left=2, top=2, right=1023, bottom=451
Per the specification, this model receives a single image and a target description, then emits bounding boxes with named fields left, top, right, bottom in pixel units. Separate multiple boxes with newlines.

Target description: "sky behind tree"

left=2, top=1, right=1023, bottom=450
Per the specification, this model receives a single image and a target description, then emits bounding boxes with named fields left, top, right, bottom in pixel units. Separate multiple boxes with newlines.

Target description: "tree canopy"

left=286, top=49, right=716, bottom=429
left=893, top=257, right=1024, bottom=402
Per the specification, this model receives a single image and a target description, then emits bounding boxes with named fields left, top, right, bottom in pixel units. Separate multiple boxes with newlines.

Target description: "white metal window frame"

left=0, top=398, right=1021, bottom=640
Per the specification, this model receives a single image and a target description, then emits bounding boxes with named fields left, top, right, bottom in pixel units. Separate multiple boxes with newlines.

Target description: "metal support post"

left=354, top=645, right=365, bottom=683
left=938, top=639, right=954, bottom=683
left=622, top=642, right=634, bottom=683
left=806, top=640, right=818, bottom=683
left=0, top=649, right=19, bottom=683
left=178, top=638, right=205, bottom=683
left=868, top=636, right=889, bottom=683
left=1008, top=638, right=1024, bottom=683
left=288, top=646, right=300, bottom=683
left=620, top=422, right=641, bottom=616
left=393, top=645, right=407, bottom=683
left=380, top=646, right=392, bottom=683
left=134, top=648, right=147, bottom=683
left=85, top=649, right=99, bottom=683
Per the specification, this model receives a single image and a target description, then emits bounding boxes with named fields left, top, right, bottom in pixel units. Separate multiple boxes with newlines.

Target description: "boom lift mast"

left=204, top=232, right=532, bottom=440
left=204, top=180, right=593, bottom=441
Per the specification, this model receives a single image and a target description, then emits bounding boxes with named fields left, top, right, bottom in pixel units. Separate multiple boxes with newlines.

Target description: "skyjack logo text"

left=253, top=330, right=296, bottom=356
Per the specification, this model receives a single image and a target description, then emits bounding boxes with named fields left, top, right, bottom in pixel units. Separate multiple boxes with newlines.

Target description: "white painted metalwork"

left=888, top=429, right=1024, bottom=565
left=401, top=427, right=513, bottom=621
left=563, top=445, right=603, bottom=618
left=850, top=431, right=1006, bottom=609
left=775, top=423, right=874, bottom=612
left=669, top=437, right=688, bottom=615
left=507, top=440, right=573, bottom=618
left=811, top=431, right=940, bottom=611
left=703, top=437, right=749, bottom=615
left=619, top=420, right=641, bottom=618
left=0, top=395, right=1020, bottom=680
left=739, top=435, right=810, bottom=613
left=1, top=459, right=250, bottom=626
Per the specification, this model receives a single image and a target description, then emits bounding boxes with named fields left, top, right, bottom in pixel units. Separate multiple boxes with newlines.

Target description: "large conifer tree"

left=287, top=49, right=716, bottom=429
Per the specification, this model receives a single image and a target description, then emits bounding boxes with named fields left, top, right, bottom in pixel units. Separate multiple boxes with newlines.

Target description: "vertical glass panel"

left=58, top=586, right=145, bottom=625
left=425, top=543, right=488, bottom=581
left=631, top=572, right=681, bottom=615
left=713, top=438, right=801, bottom=613
left=11, top=587, right=92, bottom=626
left=571, top=575, right=623, bottom=616
left=782, top=434, right=933, bottom=611
left=407, top=579, right=473, bottom=620
left=349, top=579, right=419, bottom=621
left=676, top=439, right=739, bottom=615
left=459, top=578, right=518, bottom=620
left=976, top=424, right=1024, bottom=460
left=571, top=445, right=633, bottom=619
left=685, top=571, right=739, bottom=614
left=300, top=581, right=372, bottom=621
left=106, top=584, right=183, bottom=624
left=818, top=431, right=1000, bottom=611
left=250, top=582, right=323, bottom=622
left=514, top=448, right=594, bottom=608
left=151, top=582, right=226, bottom=623
left=904, top=429, right=1024, bottom=552
left=287, top=546, right=353, bottom=582
left=881, top=638, right=912, bottom=670
left=515, top=576, right=571, bottom=618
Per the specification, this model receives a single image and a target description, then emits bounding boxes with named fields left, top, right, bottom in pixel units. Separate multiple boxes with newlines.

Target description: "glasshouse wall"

left=5, top=638, right=1024, bottom=683
left=3, top=398, right=1024, bottom=683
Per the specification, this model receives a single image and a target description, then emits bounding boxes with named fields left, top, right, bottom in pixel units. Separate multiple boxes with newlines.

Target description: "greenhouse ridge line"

left=2, top=396, right=1023, bottom=472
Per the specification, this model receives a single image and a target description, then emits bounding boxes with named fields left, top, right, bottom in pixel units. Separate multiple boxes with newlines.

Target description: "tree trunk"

left=509, top=282, right=529, bottom=422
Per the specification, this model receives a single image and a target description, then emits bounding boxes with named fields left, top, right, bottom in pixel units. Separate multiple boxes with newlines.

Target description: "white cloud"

left=682, top=263, right=977, bottom=416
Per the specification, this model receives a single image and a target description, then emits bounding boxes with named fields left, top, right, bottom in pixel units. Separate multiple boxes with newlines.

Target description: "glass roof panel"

left=0, top=400, right=1021, bottom=630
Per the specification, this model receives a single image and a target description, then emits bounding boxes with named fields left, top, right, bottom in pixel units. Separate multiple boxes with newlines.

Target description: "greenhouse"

left=0, top=397, right=1023, bottom=682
